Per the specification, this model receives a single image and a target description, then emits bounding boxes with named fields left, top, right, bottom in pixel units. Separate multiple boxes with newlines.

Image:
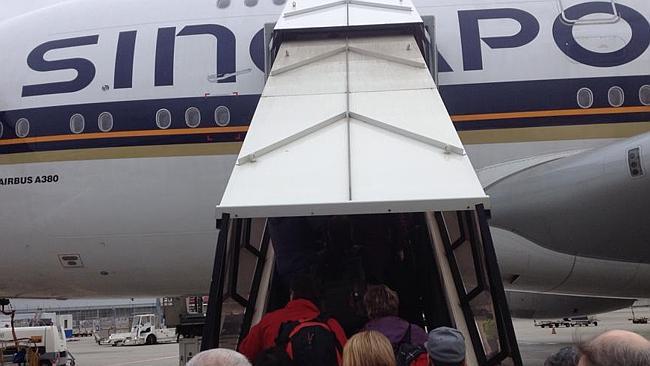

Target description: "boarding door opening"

left=203, top=209, right=521, bottom=365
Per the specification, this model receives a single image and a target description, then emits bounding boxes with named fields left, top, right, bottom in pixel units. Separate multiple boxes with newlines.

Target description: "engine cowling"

left=487, top=132, right=650, bottom=299
left=489, top=131, right=650, bottom=264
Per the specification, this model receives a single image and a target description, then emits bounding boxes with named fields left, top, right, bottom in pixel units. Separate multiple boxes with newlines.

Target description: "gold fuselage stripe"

left=1, top=106, right=649, bottom=146
left=0, top=126, right=249, bottom=146
left=1, top=122, right=649, bottom=165
left=451, top=106, right=650, bottom=122
left=0, top=142, right=243, bottom=165
left=458, top=121, right=650, bottom=144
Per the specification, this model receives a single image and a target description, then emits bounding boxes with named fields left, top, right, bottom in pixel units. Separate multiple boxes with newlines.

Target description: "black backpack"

left=394, top=325, right=428, bottom=366
left=254, top=315, right=342, bottom=366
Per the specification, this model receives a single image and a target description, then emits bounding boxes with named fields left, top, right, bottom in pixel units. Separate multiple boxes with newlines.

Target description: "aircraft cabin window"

left=214, top=106, right=231, bottom=126
left=98, top=112, right=114, bottom=132
left=576, top=87, right=593, bottom=109
left=639, top=85, right=650, bottom=106
left=245, top=0, right=258, bottom=6
left=15, top=118, right=30, bottom=138
left=185, top=107, right=201, bottom=128
left=216, top=0, right=230, bottom=9
left=156, top=108, right=172, bottom=129
left=70, top=113, right=85, bottom=134
left=273, top=0, right=286, bottom=4
left=608, top=86, right=624, bottom=107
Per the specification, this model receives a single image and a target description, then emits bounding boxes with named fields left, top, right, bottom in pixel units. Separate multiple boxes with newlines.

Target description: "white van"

left=1, top=325, right=72, bottom=365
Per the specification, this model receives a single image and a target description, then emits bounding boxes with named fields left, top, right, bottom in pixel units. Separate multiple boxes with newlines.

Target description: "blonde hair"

left=343, top=331, right=397, bottom=366
left=364, top=285, right=400, bottom=319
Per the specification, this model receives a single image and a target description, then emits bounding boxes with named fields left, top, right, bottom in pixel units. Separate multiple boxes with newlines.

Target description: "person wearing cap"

left=410, top=327, right=466, bottom=366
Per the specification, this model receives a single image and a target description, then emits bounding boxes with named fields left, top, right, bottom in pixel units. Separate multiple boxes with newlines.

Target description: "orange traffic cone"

left=551, top=327, right=557, bottom=335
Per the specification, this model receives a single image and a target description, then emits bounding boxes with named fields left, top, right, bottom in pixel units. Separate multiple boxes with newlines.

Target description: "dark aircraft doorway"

left=201, top=206, right=522, bottom=366
left=262, top=213, right=454, bottom=337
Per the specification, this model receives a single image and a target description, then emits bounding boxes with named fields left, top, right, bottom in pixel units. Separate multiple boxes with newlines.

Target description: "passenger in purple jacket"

left=362, top=284, right=428, bottom=347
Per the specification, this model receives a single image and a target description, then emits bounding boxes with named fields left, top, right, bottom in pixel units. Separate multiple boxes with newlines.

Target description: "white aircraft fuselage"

left=0, top=0, right=649, bottom=307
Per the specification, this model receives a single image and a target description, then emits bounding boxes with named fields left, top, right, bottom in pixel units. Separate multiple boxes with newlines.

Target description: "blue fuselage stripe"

left=0, top=75, right=649, bottom=154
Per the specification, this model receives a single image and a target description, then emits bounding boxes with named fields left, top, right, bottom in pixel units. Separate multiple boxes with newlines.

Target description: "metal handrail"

left=435, top=209, right=523, bottom=365
left=559, top=0, right=619, bottom=25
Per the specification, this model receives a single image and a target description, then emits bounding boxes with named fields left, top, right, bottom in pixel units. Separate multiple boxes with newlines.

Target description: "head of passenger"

left=544, top=346, right=580, bottom=366
left=577, top=330, right=650, bottom=366
left=362, top=284, right=429, bottom=347
left=425, top=327, right=466, bottom=366
left=289, top=273, right=319, bottom=304
left=187, top=348, right=251, bottom=366
left=343, top=330, right=396, bottom=366
left=363, top=284, right=399, bottom=320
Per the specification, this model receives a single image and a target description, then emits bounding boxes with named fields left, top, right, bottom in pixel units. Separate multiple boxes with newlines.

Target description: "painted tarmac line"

left=108, top=355, right=177, bottom=366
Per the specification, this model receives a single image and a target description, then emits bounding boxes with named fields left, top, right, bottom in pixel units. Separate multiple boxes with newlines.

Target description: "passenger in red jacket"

left=410, top=353, right=429, bottom=366
left=238, top=275, right=348, bottom=364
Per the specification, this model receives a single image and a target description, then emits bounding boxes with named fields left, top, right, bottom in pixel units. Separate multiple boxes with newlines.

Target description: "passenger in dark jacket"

left=268, top=217, right=325, bottom=281
left=362, top=285, right=428, bottom=347
left=266, top=217, right=326, bottom=310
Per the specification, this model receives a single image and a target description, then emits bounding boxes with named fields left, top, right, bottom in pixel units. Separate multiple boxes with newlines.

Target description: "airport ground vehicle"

left=534, top=317, right=598, bottom=328
left=105, top=314, right=176, bottom=346
left=535, top=319, right=571, bottom=328
left=631, top=317, right=648, bottom=324
left=0, top=325, right=73, bottom=365
left=629, top=307, right=648, bottom=324
left=572, top=317, right=598, bottom=327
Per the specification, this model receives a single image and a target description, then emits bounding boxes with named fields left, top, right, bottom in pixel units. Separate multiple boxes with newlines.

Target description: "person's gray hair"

left=544, top=346, right=580, bottom=366
left=187, top=348, right=251, bottom=366
left=578, top=331, right=650, bottom=366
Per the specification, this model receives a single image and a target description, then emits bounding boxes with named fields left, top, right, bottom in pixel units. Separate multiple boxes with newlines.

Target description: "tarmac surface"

left=66, top=308, right=650, bottom=366
left=514, top=308, right=650, bottom=365
left=67, top=339, right=178, bottom=366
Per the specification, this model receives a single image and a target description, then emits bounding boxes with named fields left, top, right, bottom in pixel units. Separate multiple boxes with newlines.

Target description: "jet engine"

left=487, top=132, right=650, bottom=299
